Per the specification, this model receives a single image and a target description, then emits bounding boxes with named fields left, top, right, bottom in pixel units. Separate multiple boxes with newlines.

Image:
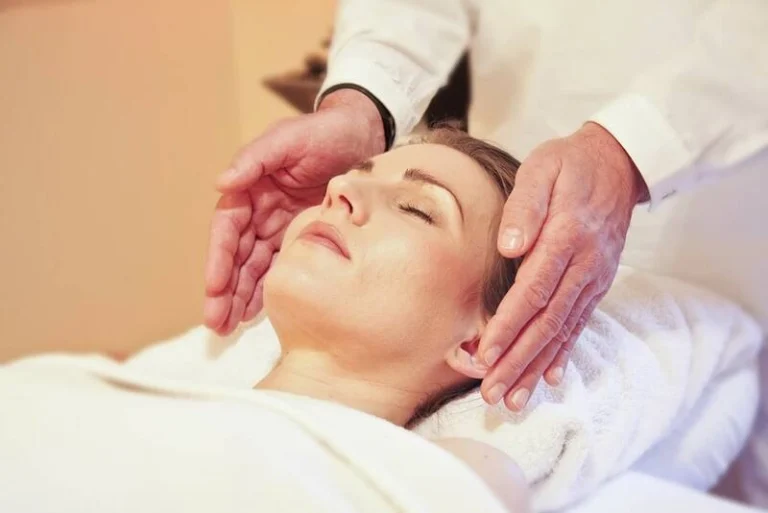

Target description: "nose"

left=323, top=174, right=368, bottom=225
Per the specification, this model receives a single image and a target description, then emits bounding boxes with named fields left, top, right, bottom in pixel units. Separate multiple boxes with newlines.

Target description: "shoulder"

left=433, top=437, right=531, bottom=512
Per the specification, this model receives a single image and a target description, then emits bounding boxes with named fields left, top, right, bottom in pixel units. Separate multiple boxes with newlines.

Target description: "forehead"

left=370, top=143, right=504, bottom=221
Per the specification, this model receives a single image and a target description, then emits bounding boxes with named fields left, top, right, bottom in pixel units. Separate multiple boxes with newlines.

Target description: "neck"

left=255, top=349, right=425, bottom=426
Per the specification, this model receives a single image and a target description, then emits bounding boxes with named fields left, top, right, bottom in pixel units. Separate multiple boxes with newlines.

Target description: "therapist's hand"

left=478, top=122, right=649, bottom=410
left=204, top=89, right=385, bottom=335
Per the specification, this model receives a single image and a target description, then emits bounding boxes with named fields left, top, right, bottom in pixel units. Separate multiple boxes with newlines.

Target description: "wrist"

left=579, top=122, right=650, bottom=204
left=318, top=88, right=387, bottom=155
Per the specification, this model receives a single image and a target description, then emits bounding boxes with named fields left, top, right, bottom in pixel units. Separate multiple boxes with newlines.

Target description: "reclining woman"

left=0, top=126, right=530, bottom=512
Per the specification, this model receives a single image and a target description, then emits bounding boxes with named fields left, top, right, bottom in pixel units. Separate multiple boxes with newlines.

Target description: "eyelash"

left=399, top=203, right=435, bottom=225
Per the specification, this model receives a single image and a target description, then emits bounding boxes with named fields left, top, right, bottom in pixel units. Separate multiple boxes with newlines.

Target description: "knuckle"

left=525, top=199, right=548, bottom=220
left=558, top=345, right=574, bottom=360
left=499, top=357, right=527, bottom=381
left=222, top=214, right=243, bottom=238
left=495, top=316, right=519, bottom=339
left=243, top=259, right=266, bottom=283
left=546, top=247, right=569, bottom=268
left=537, top=247, right=569, bottom=275
left=523, top=283, right=551, bottom=310
left=569, top=269, right=593, bottom=293
left=505, top=191, right=543, bottom=219
left=555, top=323, right=572, bottom=343
left=570, top=317, right=589, bottom=340
left=584, top=254, right=605, bottom=275
left=563, top=217, right=588, bottom=242
left=562, top=337, right=578, bottom=352
left=538, top=314, right=565, bottom=340
left=564, top=214, right=600, bottom=241
left=569, top=297, right=587, bottom=322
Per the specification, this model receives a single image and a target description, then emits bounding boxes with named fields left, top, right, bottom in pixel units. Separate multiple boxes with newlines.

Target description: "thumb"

left=216, top=129, right=292, bottom=193
left=498, top=162, right=555, bottom=258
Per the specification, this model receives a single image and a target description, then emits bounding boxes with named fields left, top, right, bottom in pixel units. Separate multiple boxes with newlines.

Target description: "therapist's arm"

left=590, top=0, right=768, bottom=207
left=318, top=0, right=476, bottom=138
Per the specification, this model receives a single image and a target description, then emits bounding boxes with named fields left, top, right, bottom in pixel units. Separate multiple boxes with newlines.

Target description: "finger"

left=497, top=160, right=558, bottom=258
left=542, top=284, right=595, bottom=385
left=481, top=262, right=587, bottom=401
left=478, top=241, right=572, bottom=367
left=231, top=206, right=293, bottom=308
left=205, top=193, right=252, bottom=296
left=231, top=241, right=274, bottom=325
left=242, top=251, right=280, bottom=322
left=203, top=294, right=232, bottom=333
left=217, top=132, right=293, bottom=193
left=204, top=255, right=240, bottom=334
left=501, top=337, right=561, bottom=411
left=235, top=223, right=257, bottom=269
left=545, top=291, right=604, bottom=385
left=220, top=259, right=244, bottom=334
left=242, top=275, right=267, bottom=323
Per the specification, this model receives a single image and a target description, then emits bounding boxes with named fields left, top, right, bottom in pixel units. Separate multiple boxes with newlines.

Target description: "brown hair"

left=403, top=122, right=523, bottom=429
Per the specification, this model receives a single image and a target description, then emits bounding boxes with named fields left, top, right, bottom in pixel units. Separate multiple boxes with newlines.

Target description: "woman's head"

left=264, top=125, right=521, bottom=421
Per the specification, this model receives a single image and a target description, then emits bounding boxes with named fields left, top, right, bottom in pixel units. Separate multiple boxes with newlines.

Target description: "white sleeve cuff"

left=590, top=94, right=696, bottom=209
left=315, top=47, right=427, bottom=140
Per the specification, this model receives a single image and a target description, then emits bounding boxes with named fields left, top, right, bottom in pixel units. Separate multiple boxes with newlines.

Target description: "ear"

left=445, top=334, right=489, bottom=379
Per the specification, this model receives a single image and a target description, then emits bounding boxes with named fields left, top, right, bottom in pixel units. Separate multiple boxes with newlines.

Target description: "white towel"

left=124, top=266, right=764, bottom=511
left=413, top=267, right=763, bottom=510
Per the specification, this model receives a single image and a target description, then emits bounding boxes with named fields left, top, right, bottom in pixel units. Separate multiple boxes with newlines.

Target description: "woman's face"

left=264, top=143, right=504, bottom=375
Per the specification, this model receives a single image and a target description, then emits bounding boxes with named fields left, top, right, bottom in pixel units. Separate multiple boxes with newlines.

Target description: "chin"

left=263, top=260, right=349, bottom=341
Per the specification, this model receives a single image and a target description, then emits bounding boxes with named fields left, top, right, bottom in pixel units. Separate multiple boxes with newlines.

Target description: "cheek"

left=363, top=233, right=478, bottom=306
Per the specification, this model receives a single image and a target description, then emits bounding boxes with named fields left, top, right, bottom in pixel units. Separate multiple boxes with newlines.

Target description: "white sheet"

left=632, top=364, right=759, bottom=489
left=567, top=472, right=764, bottom=513
left=0, top=356, right=509, bottom=513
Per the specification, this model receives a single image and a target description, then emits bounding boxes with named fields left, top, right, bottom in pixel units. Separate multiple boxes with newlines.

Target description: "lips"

left=297, top=221, right=351, bottom=260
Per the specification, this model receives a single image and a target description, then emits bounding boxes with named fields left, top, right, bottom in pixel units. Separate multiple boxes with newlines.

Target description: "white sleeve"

left=589, top=0, right=768, bottom=208
left=317, top=0, right=476, bottom=138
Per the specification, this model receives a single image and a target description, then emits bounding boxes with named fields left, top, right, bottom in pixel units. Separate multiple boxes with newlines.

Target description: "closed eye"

left=399, top=203, right=434, bottom=225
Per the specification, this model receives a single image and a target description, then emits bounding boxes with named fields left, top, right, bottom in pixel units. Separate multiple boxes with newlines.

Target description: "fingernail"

left=487, top=383, right=507, bottom=404
left=510, top=388, right=530, bottom=410
left=550, top=367, right=564, bottom=385
left=484, top=346, right=502, bottom=366
left=500, top=227, right=523, bottom=251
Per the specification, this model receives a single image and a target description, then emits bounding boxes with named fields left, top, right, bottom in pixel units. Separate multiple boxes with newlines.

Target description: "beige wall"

left=0, top=0, right=335, bottom=361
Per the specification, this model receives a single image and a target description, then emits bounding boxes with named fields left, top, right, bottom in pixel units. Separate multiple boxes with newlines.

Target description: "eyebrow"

left=404, top=168, right=464, bottom=221
left=354, top=159, right=375, bottom=172
left=353, top=160, right=464, bottom=221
